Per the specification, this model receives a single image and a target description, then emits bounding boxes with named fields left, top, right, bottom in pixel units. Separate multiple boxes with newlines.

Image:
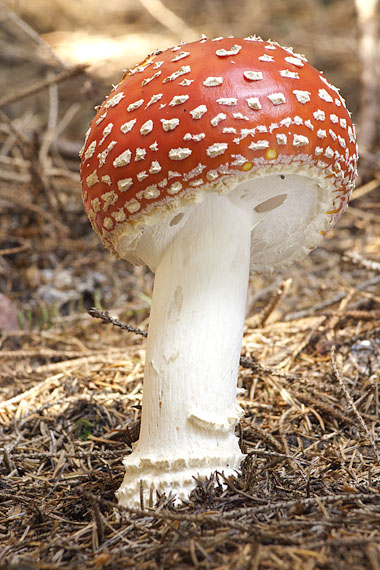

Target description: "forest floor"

left=0, top=0, right=380, bottom=568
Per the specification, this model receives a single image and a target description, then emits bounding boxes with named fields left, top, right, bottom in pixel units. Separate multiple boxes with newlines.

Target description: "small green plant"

left=93, top=288, right=103, bottom=310
left=17, top=302, right=58, bottom=331
left=74, top=418, right=94, bottom=441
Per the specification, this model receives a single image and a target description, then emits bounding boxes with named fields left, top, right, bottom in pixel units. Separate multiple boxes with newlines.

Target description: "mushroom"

left=80, top=36, right=358, bottom=506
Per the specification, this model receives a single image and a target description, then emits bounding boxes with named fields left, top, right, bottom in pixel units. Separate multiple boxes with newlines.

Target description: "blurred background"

left=0, top=0, right=378, bottom=332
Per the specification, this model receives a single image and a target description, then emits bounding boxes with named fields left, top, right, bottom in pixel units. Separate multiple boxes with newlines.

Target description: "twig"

left=137, top=0, right=198, bottom=43
left=344, top=251, right=380, bottom=273
left=342, top=327, right=380, bottom=347
left=32, top=351, right=138, bottom=374
left=354, top=0, right=380, bottom=156
left=0, top=372, right=64, bottom=414
left=330, top=347, right=380, bottom=464
left=0, top=347, right=126, bottom=359
left=0, top=64, right=88, bottom=108
left=348, top=206, right=380, bottom=223
left=285, top=275, right=380, bottom=320
left=88, top=307, right=148, bottom=337
left=294, top=391, right=355, bottom=426
left=326, top=289, right=355, bottom=332
left=36, top=73, right=63, bottom=216
left=278, top=408, right=297, bottom=470
left=223, top=491, right=380, bottom=518
left=0, top=188, right=69, bottom=236
left=55, top=103, right=81, bottom=138
left=257, top=278, right=292, bottom=327
left=238, top=356, right=299, bottom=381
left=88, top=493, right=105, bottom=545
left=0, top=108, right=29, bottom=147
left=365, top=544, right=380, bottom=570
left=327, top=309, right=380, bottom=322
left=0, top=242, right=30, bottom=256
left=39, top=73, right=59, bottom=165
left=0, top=1, right=66, bottom=68
left=247, top=424, right=284, bottom=454
left=351, top=178, right=380, bottom=201
left=287, top=319, right=327, bottom=365
left=10, top=449, right=126, bottom=460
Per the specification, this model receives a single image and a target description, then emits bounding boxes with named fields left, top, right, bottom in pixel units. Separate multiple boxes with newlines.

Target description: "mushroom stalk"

left=117, top=192, right=253, bottom=506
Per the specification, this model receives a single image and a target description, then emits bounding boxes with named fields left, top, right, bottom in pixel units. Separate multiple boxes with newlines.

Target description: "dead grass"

left=0, top=0, right=380, bottom=568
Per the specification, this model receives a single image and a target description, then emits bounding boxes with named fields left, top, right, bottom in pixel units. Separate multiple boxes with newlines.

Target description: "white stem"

left=117, top=193, right=253, bottom=506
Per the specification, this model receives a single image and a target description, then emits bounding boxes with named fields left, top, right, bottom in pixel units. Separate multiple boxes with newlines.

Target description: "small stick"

left=137, top=0, right=198, bottom=42
left=1, top=1, right=65, bottom=67
left=285, top=275, right=380, bottom=321
left=88, top=307, right=148, bottom=337
left=0, top=64, right=88, bottom=108
left=0, top=188, right=69, bottom=236
left=294, top=391, right=355, bottom=426
left=257, top=278, right=292, bottom=327
left=330, top=347, right=380, bottom=465
left=0, top=372, right=64, bottom=414
left=278, top=407, right=297, bottom=470
left=327, top=289, right=355, bottom=332
left=0, top=242, right=30, bottom=256
left=39, top=74, right=59, bottom=165
left=248, top=424, right=284, bottom=454
left=0, top=108, right=29, bottom=146
left=351, top=178, right=380, bottom=201
left=344, top=251, right=380, bottom=274
left=83, top=492, right=105, bottom=546
left=354, top=0, right=380, bottom=156
left=327, top=309, right=380, bottom=322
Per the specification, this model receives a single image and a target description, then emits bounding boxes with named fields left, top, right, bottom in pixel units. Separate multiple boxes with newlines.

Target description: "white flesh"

left=117, top=192, right=255, bottom=506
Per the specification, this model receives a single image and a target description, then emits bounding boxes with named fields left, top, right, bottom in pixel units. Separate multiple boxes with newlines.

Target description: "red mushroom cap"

left=80, top=36, right=358, bottom=263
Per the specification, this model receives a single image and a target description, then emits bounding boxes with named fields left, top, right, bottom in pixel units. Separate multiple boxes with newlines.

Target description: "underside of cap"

left=111, top=158, right=341, bottom=273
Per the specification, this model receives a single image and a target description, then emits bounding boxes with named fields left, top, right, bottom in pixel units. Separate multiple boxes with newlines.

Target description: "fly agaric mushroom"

left=80, top=36, right=358, bottom=506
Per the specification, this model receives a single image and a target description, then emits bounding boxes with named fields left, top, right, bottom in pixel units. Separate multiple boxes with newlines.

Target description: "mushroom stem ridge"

left=116, top=192, right=252, bottom=506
